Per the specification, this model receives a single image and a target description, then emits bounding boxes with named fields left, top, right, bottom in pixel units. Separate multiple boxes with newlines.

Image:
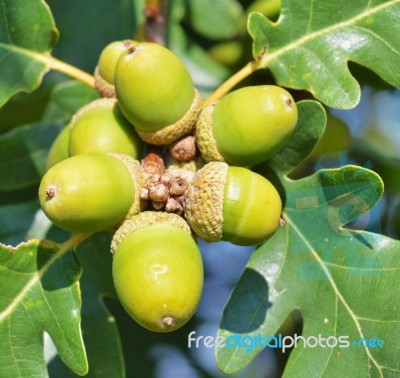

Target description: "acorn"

left=114, top=41, right=202, bottom=145
left=68, top=98, right=142, bottom=158
left=184, top=161, right=282, bottom=245
left=46, top=125, right=71, bottom=170
left=94, top=40, right=137, bottom=97
left=39, top=154, right=146, bottom=233
left=111, top=211, right=203, bottom=332
left=196, top=85, right=298, bottom=166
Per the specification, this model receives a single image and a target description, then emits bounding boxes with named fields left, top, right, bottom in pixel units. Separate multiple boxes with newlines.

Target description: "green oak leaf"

left=47, top=232, right=125, bottom=378
left=42, top=80, right=99, bottom=123
left=0, top=122, right=61, bottom=191
left=248, top=0, right=400, bottom=108
left=216, top=100, right=400, bottom=376
left=0, top=0, right=59, bottom=107
left=0, top=238, right=87, bottom=377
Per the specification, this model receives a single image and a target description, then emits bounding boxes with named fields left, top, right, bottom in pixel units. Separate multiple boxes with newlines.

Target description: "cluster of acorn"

left=38, top=40, right=298, bottom=332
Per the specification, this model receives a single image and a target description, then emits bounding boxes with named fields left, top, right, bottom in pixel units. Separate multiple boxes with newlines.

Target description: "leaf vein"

left=286, top=216, right=384, bottom=377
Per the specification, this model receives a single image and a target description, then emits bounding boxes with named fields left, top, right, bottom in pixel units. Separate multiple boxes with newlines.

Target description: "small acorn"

left=112, top=211, right=203, bottom=332
left=184, top=161, right=282, bottom=246
left=46, top=125, right=71, bottom=170
left=39, top=154, right=146, bottom=233
left=114, top=41, right=202, bottom=145
left=196, top=85, right=298, bottom=166
left=94, top=40, right=137, bottom=97
left=68, top=98, right=142, bottom=158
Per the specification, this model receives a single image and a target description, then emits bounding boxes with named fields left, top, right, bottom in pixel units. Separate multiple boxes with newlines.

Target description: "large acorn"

left=68, top=98, right=142, bottom=158
left=39, top=154, right=145, bottom=233
left=196, top=85, right=298, bottom=166
left=184, top=161, right=282, bottom=246
left=111, top=212, right=203, bottom=332
left=114, top=41, right=202, bottom=145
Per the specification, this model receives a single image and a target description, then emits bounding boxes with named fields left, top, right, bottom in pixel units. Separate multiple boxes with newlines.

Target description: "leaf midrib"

left=286, top=216, right=384, bottom=377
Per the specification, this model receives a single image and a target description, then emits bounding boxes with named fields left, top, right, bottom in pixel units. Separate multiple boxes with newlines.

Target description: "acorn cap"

left=195, top=103, right=224, bottom=162
left=137, top=88, right=203, bottom=145
left=111, top=210, right=193, bottom=254
left=184, top=161, right=228, bottom=242
left=111, top=153, right=148, bottom=218
left=94, top=65, right=116, bottom=98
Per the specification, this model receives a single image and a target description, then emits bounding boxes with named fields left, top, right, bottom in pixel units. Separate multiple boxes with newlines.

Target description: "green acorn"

left=114, top=41, right=202, bottom=145
left=184, top=161, right=282, bottom=245
left=112, top=211, right=203, bottom=332
left=196, top=85, right=298, bottom=166
left=39, top=154, right=146, bottom=233
left=94, top=40, right=137, bottom=97
left=46, top=126, right=71, bottom=170
left=68, top=98, right=142, bottom=158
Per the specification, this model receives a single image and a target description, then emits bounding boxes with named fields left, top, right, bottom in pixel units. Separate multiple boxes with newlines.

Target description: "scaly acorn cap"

left=94, top=65, right=116, bottom=98
left=111, top=153, right=149, bottom=218
left=184, top=161, right=228, bottom=242
left=195, top=103, right=225, bottom=163
left=111, top=211, right=193, bottom=254
left=136, top=88, right=203, bottom=145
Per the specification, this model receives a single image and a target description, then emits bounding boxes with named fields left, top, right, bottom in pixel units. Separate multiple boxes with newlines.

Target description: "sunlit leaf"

left=248, top=0, right=400, bottom=108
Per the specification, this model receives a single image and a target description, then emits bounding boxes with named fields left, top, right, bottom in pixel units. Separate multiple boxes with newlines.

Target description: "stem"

left=60, top=232, right=92, bottom=252
left=44, top=54, right=95, bottom=88
left=203, top=60, right=264, bottom=107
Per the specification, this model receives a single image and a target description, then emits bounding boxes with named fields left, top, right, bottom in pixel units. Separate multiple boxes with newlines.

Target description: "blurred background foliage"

left=1, top=0, right=399, bottom=377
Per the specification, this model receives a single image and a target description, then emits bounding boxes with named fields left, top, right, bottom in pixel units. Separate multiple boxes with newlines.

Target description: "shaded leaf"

left=186, top=0, right=245, bottom=40
left=42, top=80, right=99, bottom=123
left=0, top=122, right=61, bottom=191
left=168, top=0, right=232, bottom=95
left=0, top=238, right=87, bottom=377
left=248, top=0, right=400, bottom=108
left=74, top=233, right=124, bottom=377
left=0, top=0, right=59, bottom=107
left=0, top=200, right=39, bottom=245
left=47, top=0, right=144, bottom=72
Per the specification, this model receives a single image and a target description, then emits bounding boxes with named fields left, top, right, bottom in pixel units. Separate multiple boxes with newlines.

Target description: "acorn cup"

left=38, top=154, right=146, bottom=233
left=196, top=85, right=298, bottom=166
left=68, top=98, right=142, bottom=158
left=184, top=161, right=282, bottom=246
left=111, top=211, right=203, bottom=332
left=114, top=41, right=202, bottom=145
